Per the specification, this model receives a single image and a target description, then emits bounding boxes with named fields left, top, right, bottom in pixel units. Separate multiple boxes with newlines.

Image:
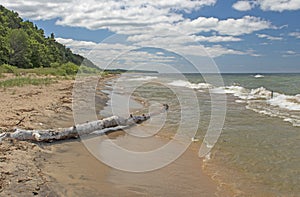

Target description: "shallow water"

left=45, top=137, right=218, bottom=196
left=103, top=73, right=300, bottom=196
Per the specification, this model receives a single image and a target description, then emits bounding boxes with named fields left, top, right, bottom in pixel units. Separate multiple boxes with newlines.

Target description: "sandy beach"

left=0, top=74, right=218, bottom=196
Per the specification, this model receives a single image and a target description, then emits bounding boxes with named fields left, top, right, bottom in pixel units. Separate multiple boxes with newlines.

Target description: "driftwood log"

left=0, top=106, right=168, bottom=143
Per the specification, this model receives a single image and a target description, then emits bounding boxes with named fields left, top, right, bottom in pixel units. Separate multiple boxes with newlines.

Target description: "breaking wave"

left=254, top=74, right=264, bottom=78
left=168, top=79, right=300, bottom=127
left=212, top=86, right=300, bottom=127
left=167, top=80, right=213, bottom=89
left=128, top=76, right=158, bottom=81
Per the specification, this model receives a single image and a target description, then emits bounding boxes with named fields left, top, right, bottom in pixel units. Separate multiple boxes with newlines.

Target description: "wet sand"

left=41, top=135, right=218, bottom=196
left=0, top=74, right=218, bottom=196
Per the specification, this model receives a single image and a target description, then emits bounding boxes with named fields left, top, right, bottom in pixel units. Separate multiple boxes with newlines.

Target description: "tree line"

left=0, top=5, right=94, bottom=69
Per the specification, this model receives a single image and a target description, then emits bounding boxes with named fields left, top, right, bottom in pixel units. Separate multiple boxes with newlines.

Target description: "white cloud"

left=2, top=0, right=216, bottom=26
left=233, top=0, right=300, bottom=12
left=2, top=0, right=275, bottom=62
left=126, top=34, right=247, bottom=57
left=282, top=50, right=300, bottom=57
left=205, top=45, right=246, bottom=57
left=56, top=38, right=97, bottom=48
left=2, top=0, right=273, bottom=37
left=257, top=0, right=300, bottom=12
left=257, top=34, right=283, bottom=40
left=286, top=50, right=297, bottom=55
left=56, top=37, right=178, bottom=68
left=233, top=1, right=255, bottom=11
left=193, top=35, right=242, bottom=42
left=245, top=49, right=262, bottom=57
left=260, top=42, right=270, bottom=45
left=2, top=0, right=72, bottom=20
left=216, top=16, right=273, bottom=36
left=289, top=32, right=300, bottom=39
left=177, top=16, right=273, bottom=36
left=56, top=36, right=251, bottom=62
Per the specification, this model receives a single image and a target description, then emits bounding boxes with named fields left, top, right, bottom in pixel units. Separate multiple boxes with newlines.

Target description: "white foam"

left=246, top=88, right=300, bottom=111
left=212, top=86, right=273, bottom=100
left=210, top=86, right=248, bottom=99
left=268, top=94, right=300, bottom=111
left=128, top=76, right=158, bottom=81
left=168, top=80, right=213, bottom=89
left=209, top=85, right=300, bottom=111
left=235, top=100, right=246, bottom=103
left=247, top=102, right=300, bottom=127
left=209, top=87, right=225, bottom=94
left=246, top=106, right=276, bottom=117
left=254, top=74, right=264, bottom=78
left=248, top=87, right=271, bottom=100
left=284, top=118, right=300, bottom=127
left=212, top=85, right=300, bottom=127
left=169, top=79, right=300, bottom=126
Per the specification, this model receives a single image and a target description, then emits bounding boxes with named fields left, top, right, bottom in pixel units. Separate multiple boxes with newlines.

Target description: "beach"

left=0, top=75, right=76, bottom=196
left=1, top=1, right=299, bottom=196
left=0, top=74, right=218, bottom=196
left=2, top=72, right=299, bottom=196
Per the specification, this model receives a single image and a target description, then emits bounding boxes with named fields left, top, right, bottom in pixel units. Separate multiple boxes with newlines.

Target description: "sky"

left=2, top=0, right=300, bottom=73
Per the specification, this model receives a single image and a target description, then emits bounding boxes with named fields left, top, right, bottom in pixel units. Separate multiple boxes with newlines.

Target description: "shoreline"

left=42, top=136, right=219, bottom=196
left=0, top=74, right=114, bottom=195
left=0, top=73, right=219, bottom=196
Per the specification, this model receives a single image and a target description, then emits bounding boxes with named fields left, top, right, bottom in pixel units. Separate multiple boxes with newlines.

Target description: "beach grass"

left=0, top=63, right=111, bottom=88
left=0, top=77, right=55, bottom=88
left=0, top=63, right=104, bottom=77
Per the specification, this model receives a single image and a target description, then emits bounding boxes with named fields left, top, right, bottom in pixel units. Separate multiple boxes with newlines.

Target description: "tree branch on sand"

left=0, top=106, right=168, bottom=143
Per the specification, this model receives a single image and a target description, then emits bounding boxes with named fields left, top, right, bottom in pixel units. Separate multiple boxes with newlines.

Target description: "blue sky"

left=2, top=0, right=300, bottom=73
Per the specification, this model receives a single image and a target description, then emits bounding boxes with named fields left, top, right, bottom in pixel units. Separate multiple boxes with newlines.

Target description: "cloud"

left=2, top=0, right=273, bottom=37
left=193, top=35, right=242, bottom=42
left=56, top=36, right=251, bottom=62
left=56, top=37, right=177, bottom=68
left=257, top=34, right=283, bottom=40
left=177, top=16, right=273, bottom=36
left=125, top=34, right=247, bottom=57
left=216, top=16, right=273, bottom=36
left=257, top=0, right=300, bottom=12
left=282, top=50, right=300, bottom=57
left=232, top=0, right=300, bottom=12
left=2, top=0, right=275, bottom=63
left=2, top=0, right=216, bottom=25
left=286, top=50, right=297, bottom=55
left=1, top=0, right=72, bottom=20
left=205, top=45, right=246, bottom=57
left=56, top=37, right=99, bottom=57
left=289, top=32, right=300, bottom=39
left=56, top=38, right=97, bottom=49
left=232, top=1, right=255, bottom=11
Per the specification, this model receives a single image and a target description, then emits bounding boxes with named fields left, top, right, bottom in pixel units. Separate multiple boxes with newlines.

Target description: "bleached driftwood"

left=0, top=108, right=166, bottom=143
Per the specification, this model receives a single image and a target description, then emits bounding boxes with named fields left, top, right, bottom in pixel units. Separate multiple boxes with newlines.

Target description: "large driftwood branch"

left=0, top=106, right=167, bottom=143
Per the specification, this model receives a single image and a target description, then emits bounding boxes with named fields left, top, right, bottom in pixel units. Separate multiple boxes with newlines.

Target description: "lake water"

left=100, top=73, right=300, bottom=196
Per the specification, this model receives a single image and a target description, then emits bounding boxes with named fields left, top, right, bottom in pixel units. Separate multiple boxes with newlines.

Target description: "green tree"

left=0, top=5, right=97, bottom=69
left=0, top=36, right=10, bottom=64
left=8, top=29, right=32, bottom=68
left=29, top=39, right=45, bottom=67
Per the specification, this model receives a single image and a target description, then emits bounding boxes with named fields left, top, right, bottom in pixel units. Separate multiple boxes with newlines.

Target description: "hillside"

left=0, top=5, right=94, bottom=68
